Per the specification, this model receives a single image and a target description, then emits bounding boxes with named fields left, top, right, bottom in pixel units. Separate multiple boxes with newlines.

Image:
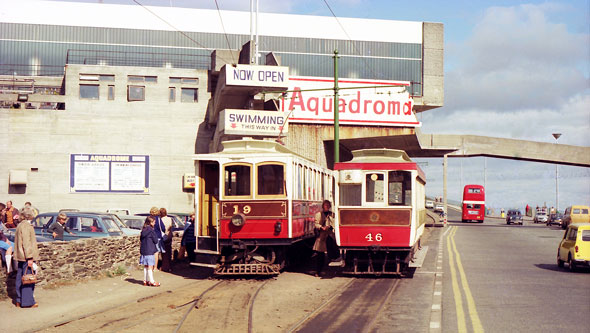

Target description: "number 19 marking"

left=365, top=233, right=383, bottom=242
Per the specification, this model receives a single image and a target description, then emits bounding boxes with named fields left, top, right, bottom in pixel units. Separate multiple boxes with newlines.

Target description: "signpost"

left=219, top=109, right=288, bottom=137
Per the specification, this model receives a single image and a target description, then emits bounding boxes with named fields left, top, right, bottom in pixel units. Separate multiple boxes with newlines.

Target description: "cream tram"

left=334, top=149, right=426, bottom=275
left=193, top=139, right=335, bottom=275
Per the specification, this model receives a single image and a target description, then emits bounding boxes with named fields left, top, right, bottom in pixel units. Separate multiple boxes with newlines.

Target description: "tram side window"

left=257, top=164, right=285, bottom=195
left=366, top=173, right=385, bottom=203
left=340, top=184, right=362, bottom=206
left=225, top=165, right=251, bottom=196
left=388, top=171, right=412, bottom=206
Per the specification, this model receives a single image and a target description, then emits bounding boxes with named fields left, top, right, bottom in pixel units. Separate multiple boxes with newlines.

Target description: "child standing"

left=139, top=216, right=160, bottom=287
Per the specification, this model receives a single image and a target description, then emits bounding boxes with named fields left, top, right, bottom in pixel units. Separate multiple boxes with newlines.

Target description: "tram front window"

left=366, top=173, right=385, bottom=203
left=225, top=164, right=251, bottom=197
left=388, top=171, right=411, bottom=206
left=257, top=164, right=285, bottom=196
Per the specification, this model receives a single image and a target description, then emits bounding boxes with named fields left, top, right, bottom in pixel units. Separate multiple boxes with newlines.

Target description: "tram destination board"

left=221, top=201, right=287, bottom=219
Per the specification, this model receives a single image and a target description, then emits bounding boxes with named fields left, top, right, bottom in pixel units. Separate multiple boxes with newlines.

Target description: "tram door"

left=197, top=162, right=219, bottom=253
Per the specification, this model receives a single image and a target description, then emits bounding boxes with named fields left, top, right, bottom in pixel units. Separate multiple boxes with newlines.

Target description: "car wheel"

left=568, top=255, right=576, bottom=272
left=557, top=255, right=564, bottom=268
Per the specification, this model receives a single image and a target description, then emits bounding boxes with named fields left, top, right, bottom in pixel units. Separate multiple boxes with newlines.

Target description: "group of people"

left=138, top=207, right=178, bottom=287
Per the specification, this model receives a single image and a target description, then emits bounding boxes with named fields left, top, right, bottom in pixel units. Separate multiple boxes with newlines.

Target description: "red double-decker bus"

left=462, top=185, right=485, bottom=223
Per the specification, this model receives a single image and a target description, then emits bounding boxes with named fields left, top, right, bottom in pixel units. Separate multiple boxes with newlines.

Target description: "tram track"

left=288, top=278, right=401, bottom=333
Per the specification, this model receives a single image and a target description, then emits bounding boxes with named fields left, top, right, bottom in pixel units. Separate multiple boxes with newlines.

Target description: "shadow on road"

left=535, top=263, right=590, bottom=273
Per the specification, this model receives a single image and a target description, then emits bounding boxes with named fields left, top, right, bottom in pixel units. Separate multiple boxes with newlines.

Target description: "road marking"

left=450, top=226, right=485, bottom=333
left=447, top=227, right=468, bottom=333
left=432, top=303, right=441, bottom=310
left=430, top=322, right=441, bottom=329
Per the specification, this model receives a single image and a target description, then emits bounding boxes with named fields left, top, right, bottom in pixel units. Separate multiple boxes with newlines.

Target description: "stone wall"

left=35, top=234, right=182, bottom=286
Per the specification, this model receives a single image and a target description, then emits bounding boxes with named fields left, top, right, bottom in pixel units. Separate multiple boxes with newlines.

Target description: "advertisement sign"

left=70, top=154, right=149, bottom=193
left=225, top=64, right=289, bottom=88
left=219, top=109, right=288, bottom=137
left=280, top=76, right=420, bottom=127
left=183, top=173, right=196, bottom=189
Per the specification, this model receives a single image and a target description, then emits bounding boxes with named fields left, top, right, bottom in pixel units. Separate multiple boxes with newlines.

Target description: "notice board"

left=70, top=154, right=149, bottom=193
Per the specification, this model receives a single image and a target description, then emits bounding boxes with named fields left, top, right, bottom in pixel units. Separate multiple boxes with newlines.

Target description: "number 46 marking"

left=365, top=233, right=383, bottom=242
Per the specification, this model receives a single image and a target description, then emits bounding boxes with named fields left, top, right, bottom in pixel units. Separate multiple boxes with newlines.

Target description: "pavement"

left=0, top=263, right=211, bottom=332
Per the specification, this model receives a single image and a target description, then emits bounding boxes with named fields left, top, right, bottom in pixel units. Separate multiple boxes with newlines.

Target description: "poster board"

left=70, top=154, right=149, bottom=193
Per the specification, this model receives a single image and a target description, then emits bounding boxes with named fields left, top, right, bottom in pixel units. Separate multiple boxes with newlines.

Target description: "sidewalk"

left=0, top=263, right=210, bottom=332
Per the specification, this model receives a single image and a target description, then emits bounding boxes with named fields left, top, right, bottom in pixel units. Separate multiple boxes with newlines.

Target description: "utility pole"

left=333, top=50, right=340, bottom=164
left=484, top=157, right=487, bottom=190
left=443, top=154, right=448, bottom=223
left=553, top=133, right=561, bottom=212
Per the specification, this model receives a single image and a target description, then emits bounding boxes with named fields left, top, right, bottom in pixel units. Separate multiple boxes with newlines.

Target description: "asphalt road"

left=442, top=208, right=590, bottom=332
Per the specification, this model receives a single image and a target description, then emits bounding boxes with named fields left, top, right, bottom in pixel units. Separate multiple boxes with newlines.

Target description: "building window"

left=79, top=84, right=99, bottom=99
left=127, top=85, right=145, bottom=101
left=181, top=88, right=198, bottom=103
left=170, top=77, right=199, bottom=84
left=128, top=75, right=157, bottom=83
left=169, top=87, right=176, bottom=102
left=80, top=74, right=115, bottom=81
left=108, top=85, right=115, bottom=100
left=100, top=75, right=115, bottom=81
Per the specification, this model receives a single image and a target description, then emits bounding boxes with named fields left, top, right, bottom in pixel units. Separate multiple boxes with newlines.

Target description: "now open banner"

left=280, top=76, right=420, bottom=127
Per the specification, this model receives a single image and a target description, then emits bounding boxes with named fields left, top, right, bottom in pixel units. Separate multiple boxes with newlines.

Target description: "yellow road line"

left=450, top=226, right=485, bottom=333
left=447, top=226, right=467, bottom=333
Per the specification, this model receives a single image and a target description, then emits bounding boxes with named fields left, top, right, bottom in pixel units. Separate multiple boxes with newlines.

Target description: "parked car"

left=425, top=201, right=434, bottom=209
left=534, top=211, right=548, bottom=224
left=547, top=212, right=564, bottom=227
left=506, top=209, right=523, bottom=225
left=169, top=212, right=191, bottom=224
left=31, top=212, right=124, bottom=240
left=434, top=203, right=445, bottom=213
left=562, top=205, right=590, bottom=230
left=119, top=215, right=145, bottom=230
left=557, top=223, right=590, bottom=271
left=107, top=208, right=131, bottom=216
left=75, top=212, right=140, bottom=236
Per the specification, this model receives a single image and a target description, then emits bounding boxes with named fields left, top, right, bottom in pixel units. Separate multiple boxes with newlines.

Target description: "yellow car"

left=561, top=205, right=590, bottom=229
left=557, top=223, right=590, bottom=271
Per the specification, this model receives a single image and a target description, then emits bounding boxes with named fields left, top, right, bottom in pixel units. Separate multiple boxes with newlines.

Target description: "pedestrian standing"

left=178, top=212, right=196, bottom=261
left=0, top=230, right=17, bottom=274
left=159, top=208, right=173, bottom=272
left=139, top=216, right=160, bottom=287
left=1, top=200, right=20, bottom=228
left=313, top=200, right=335, bottom=277
left=47, top=212, right=75, bottom=240
left=14, top=207, right=39, bottom=308
left=149, top=207, right=162, bottom=270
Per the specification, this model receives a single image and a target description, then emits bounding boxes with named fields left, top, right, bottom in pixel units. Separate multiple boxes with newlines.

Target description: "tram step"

left=215, top=263, right=281, bottom=275
left=409, top=245, right=428, bottom=268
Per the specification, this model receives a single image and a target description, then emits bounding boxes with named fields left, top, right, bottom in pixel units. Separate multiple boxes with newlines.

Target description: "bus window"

left=257, top=163, right=285, bottom=196
left=468, top=188, right=481, bottom=194
left=340, top=184, right=361, bottom=206
left=224, top=164, right=251, bottom=197
left=366, top=173, right=385, bottom=203
left=388, top=171, right=411, bottom=206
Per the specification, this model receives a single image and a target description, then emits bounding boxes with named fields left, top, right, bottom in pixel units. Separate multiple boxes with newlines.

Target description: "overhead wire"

left=213, top=0, right=237, bottom=62
left=321, top=0, right=386, bottom=81
left=131, top=0, right=235, bottom=65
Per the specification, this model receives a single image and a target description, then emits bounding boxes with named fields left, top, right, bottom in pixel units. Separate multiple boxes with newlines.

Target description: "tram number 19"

left=365, top=233, right=383, bottom=242
left=233, top=205, right=252, bottom=215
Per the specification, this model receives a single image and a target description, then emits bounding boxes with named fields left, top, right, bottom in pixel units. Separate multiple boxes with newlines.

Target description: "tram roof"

left=348, top=149, right=413, bottom=164
left=193, top=139, right=308, bottom=161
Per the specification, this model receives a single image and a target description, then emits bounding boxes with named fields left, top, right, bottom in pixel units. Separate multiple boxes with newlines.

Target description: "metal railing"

left=66, top=49, right=210, bottom=70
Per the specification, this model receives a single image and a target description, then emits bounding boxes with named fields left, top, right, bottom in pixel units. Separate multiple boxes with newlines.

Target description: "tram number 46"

left=365, top=233, right=383, bottom=242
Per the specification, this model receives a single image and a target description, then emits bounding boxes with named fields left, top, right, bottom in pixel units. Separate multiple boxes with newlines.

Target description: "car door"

left=559, top=227, right=577, bottom=260
left=33, top=214, right=55, bottom=238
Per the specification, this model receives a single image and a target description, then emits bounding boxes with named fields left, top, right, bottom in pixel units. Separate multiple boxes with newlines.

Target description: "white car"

left=434, top=203, right=445, bottom=213
left=426, top=201, right=434, bottom=209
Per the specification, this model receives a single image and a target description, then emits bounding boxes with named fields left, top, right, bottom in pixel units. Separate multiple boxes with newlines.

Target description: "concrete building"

left=0, top=0, right=444, bottom=213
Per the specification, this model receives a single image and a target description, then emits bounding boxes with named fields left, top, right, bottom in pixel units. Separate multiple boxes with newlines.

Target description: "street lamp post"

left=552, top=133, right=561, bottom=212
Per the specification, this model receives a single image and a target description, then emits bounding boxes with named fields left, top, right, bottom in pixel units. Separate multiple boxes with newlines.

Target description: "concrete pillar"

left=443, top=154, right=448, bottom=223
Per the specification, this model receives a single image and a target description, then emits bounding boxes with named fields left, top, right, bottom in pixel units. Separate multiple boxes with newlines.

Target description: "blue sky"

left=54, top=0, right=590, bottom=210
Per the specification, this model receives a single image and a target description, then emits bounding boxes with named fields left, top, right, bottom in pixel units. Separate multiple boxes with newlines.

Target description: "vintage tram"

left=334, top=149, right=427, bottom=275
left=192, top=139, right=335, bottom=275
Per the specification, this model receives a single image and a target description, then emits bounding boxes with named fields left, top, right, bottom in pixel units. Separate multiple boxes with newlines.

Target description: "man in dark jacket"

left=47, top=213, right=75, bottom=240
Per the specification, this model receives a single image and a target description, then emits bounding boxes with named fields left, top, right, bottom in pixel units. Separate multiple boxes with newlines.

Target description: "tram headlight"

left=231, top=213, right=246, bottom=227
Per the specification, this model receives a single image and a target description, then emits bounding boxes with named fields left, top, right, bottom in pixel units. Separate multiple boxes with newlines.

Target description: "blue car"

left=32, top=212, right=124, bottom=241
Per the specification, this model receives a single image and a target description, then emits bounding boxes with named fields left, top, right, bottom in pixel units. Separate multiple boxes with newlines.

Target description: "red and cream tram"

left=334, top=149, right=427, bottom=275
left=193, top=139, right=334, bottom=275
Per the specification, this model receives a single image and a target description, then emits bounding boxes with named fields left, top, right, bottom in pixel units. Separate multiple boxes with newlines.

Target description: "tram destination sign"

left=280, top=76, right=421, bottom=127
left=225, top=64, right=289, bottom=89
left=219, top=109, right=288, bottom=137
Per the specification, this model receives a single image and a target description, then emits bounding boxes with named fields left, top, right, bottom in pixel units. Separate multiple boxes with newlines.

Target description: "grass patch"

left=104, top=265, right=127, bottom=278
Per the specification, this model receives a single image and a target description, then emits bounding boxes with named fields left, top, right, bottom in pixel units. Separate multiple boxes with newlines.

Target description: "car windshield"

left=109, top=214, right=128, bottom=229
left=101, top=217, right=121, bottom=233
